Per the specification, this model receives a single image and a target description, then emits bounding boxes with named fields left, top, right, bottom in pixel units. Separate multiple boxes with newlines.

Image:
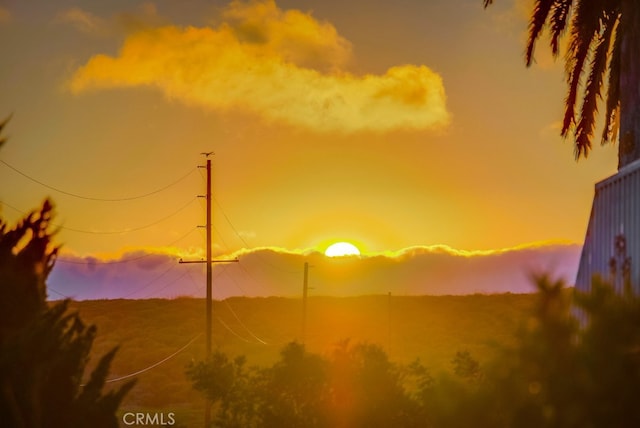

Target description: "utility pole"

left=302, top=262, right=309, bottom=344
left=387, top=291, right=391, bottom=355
left=179, top=153, right=237, bottom=427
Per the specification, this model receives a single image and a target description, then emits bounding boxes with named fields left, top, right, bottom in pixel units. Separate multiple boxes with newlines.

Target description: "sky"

left=0, top=0, right=620, bottom=298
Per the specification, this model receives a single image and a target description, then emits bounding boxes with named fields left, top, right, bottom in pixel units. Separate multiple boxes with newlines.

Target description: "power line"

left=0, top=159, right=196, bottom=202
left=222, top=298, right=269, bottom=345
left=64, top=197, right=198, bottom=234
left=212, top=196, right=252, bottom=248
left=137, top=270, right=191, bottom=299
left=197, top=170, right=299, bottom=274
left=1, top=197, right=198, bottom=235
left=56, top=227, right=198, bottom=265
left=212, top=196, right=299, bottom=274
left=100, top=334, right=202, bottom=384
left=216, top=317, right=252, bottom=343
left=119, top=263, right=178, bottom=299
left=47, top=287, right=72, bottom=299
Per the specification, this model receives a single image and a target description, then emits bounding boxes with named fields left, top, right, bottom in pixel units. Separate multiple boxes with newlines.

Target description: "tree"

left=327, top=341, right=422, bottom=428
left=187, top=341, right=430, bottom=428
left=0, top=197, right=134, bottom=426
left=260, top=342, right=329, bottom=428
left=437, top=275, right=640, bottom=428
left=186, top=352, right=260, bottom=428
left=484, top=1, right=640, bottom=167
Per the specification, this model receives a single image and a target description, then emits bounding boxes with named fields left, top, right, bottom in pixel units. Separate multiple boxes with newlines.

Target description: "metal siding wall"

left=576, top=160, right=640, bottom=295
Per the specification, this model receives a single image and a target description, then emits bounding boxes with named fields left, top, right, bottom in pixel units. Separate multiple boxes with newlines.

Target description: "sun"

left=324, top=242, right=361, bottom=257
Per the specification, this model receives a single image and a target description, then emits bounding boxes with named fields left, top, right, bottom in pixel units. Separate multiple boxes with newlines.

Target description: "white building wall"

left=575, top=159, right=640, bottom=294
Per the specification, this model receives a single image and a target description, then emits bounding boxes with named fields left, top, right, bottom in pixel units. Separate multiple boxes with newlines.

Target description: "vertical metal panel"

left=575, top=159, right=640, bottom=295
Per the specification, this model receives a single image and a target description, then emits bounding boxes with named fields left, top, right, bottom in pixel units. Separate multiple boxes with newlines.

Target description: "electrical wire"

left=222, top=298, right=269, bottom=345
left=98, top=333, right=202, bottom=384
left=1, top=197, right=198, bottom=235
left=137, top=270, right=191, bottom=299
left=0, top=159, right=196, bottom=202
left=47, top=287, right=72, bottom=299
left=211, top=196, right=299, bottom=274
left=216, top=317, right=252, bottom=343
left=119, top=263, right=178, bottom=299
left=56, top=227, right=197, bottom=265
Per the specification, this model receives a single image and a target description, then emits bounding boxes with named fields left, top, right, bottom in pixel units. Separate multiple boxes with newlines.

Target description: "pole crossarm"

left=178, top=259, right=239, bottom=264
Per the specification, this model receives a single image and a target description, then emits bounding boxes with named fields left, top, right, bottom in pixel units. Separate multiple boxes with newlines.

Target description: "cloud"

left=48, top=242, right=580, bottom=300
left=68, top=0, right=450, bottom=133
left=220, top=0, right=351, bottom=71
left=56, top=8, right=106, bottom=34
left=115, top=2, right=165, bottom=33
left=56, top=3, right=165, bottom=36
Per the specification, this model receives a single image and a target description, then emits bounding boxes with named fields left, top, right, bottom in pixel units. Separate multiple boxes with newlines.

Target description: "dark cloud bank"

left=48, top=243, right=581, bottom=300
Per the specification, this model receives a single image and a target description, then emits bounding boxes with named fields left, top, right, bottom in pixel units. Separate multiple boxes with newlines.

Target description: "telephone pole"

left=301, top=262, right=314, bottom=344
left=179, top=153, right=237, bottom=427
left=387, top=291, right=391, bottom=355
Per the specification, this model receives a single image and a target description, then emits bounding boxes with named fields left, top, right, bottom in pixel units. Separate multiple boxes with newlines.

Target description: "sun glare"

left=325, top=242, right=361, bottom=257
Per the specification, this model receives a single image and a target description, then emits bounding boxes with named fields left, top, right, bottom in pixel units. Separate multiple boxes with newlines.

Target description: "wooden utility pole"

left=179, top=153, right=237, bottom=427
left=387, top=291, right=391, bottom=355
left=302, top=262, right=309, bottom=344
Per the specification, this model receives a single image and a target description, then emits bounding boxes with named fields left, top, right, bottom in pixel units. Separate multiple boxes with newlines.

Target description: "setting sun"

left=325, top=242, right=361, bottom=257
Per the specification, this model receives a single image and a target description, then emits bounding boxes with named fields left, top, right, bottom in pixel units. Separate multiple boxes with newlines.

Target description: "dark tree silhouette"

left=187, top=352, right=260, bottom=428
left=428, top=275, right=640, bottom=428
left=0, top=159, right=133, bottom=425
left=0, top=201, right=134, bottom=427
left=484, top=1, right=640, bottom=167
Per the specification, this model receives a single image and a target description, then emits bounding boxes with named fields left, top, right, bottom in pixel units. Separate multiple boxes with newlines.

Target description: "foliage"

left=187, top=274, right=640, bottom=428
left=187, top=340, right=432, bottom=428
left=71, top=292, right=531, bottom=416
left=451, top=350, right=480, bottom=381
left=428, top=274, right=640, bottom=428
left=186, top=351, right=259, bottom=428
left=0, top=201, right=133, bottom=427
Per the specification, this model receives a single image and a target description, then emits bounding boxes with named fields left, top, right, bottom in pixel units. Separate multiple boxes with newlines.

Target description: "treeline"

left=71, top=292, right=532, bottom=412
left=187, top=275, right=640, bottom=428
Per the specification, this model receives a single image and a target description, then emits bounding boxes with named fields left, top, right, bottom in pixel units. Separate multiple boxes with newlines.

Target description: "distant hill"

left=71, top=293, right=536, bottom=427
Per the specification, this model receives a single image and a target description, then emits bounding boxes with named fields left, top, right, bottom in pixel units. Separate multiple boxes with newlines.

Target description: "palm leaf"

left=549, top=0, right=573, bottom=57
left=575, top=11, right=618, bottom=158
left=561, top=1, right=601, bottom=138
left=0, top=114, right=11, bottom=148
left=602, top=20, right=621, bottom=146
left=526, top=0, right=556, bottom=66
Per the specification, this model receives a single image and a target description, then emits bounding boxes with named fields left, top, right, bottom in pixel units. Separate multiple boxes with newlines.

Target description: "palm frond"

left=602, top=17, right=622, bottom=145
left=575, top=11, right=619, bottom=158
left=549, top=0, right=573, bottom=56
left=526, top=0, right=556, bottom=66
left=561, top=1, right=601, bottom=138
left=0, top=114, right=12, bottom=148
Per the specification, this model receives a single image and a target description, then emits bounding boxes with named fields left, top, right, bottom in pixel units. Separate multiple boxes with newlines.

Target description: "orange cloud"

left=375, top=240, right=577, bottom=259
left=68, top=0, right=450, bottom=133
left=220, top=0, right=351, bottom=71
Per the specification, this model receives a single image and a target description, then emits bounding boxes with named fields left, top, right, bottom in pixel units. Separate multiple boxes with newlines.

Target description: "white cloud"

left=68, top=0, right=450, bottom=134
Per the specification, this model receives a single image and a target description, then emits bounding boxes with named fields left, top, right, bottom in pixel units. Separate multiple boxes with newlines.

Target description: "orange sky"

left=0, top=0, right=618, bottom=285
